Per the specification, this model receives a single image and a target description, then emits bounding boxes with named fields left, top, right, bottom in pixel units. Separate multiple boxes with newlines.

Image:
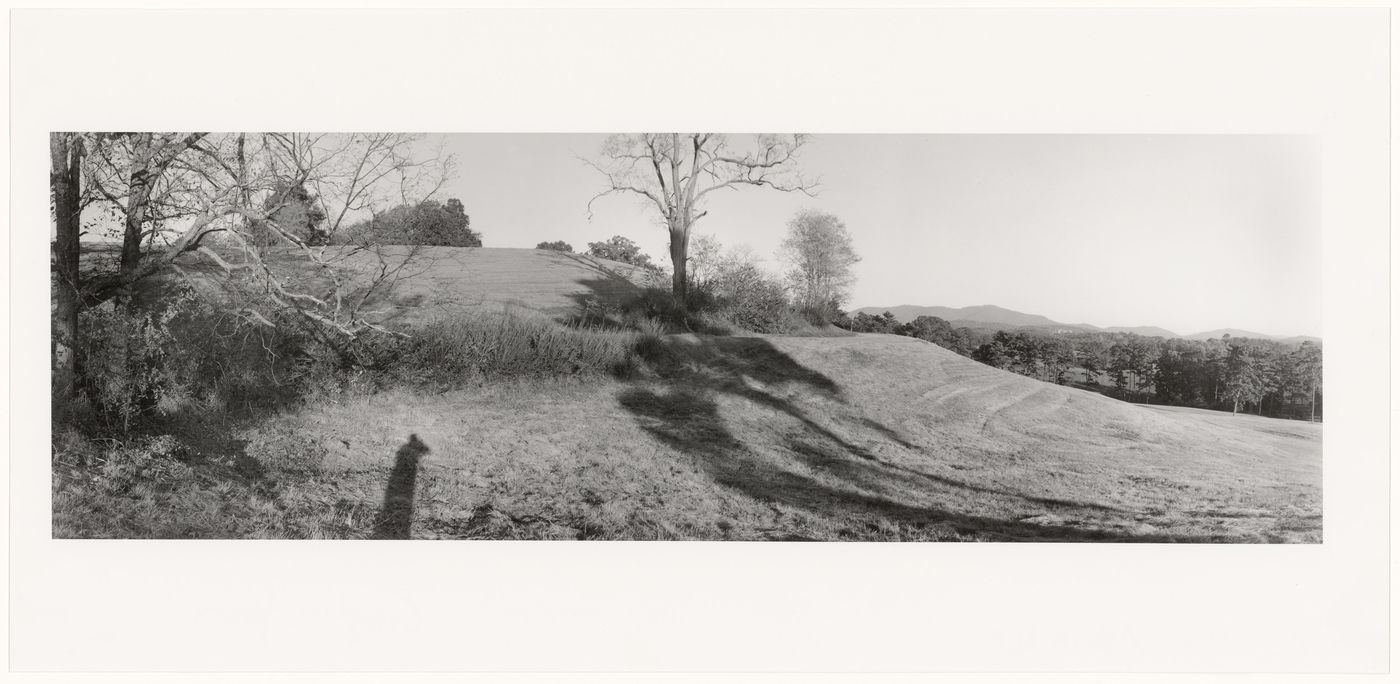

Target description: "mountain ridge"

left=852, top=304, right=1318, bottom=342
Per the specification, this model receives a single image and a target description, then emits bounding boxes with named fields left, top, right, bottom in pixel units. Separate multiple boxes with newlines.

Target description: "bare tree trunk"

left=669, top=221, right=688, bottom=302
left=1311, top=387, right=1316, bottom=422
left=668, top=133, right=689, bottom=303
left=120, top=133, right=155, bottom=275
left=50, top=133, right=83, bottom=398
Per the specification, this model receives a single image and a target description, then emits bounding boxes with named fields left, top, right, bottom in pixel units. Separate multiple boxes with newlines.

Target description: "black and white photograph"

left=9, top=5, right=1391, bottom=678
left=48, top=132, right=1325, bottom=543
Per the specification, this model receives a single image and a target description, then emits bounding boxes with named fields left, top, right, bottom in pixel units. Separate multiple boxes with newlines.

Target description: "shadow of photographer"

left=371, top=434, right=431, bottom=540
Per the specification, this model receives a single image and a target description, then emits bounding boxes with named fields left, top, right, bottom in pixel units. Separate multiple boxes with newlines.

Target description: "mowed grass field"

left=58, top=247, right=1322, bottom=542
left=212, top=332, right=1317, bottom=542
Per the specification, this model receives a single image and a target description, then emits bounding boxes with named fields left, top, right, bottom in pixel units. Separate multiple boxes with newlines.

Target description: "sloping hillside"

left=173, top=245, right=649, bottom=325
left=366, top=247, right=649, bottom=322
left=66, top=245, right=1321, bottom=541
left=224, top=332, right=1320, bottom=542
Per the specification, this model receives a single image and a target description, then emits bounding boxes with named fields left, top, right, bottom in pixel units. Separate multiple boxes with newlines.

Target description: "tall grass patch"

left=369, top=310, right=645, bottom=389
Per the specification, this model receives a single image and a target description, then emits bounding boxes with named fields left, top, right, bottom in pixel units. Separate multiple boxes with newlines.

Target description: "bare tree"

left=51, top=131, right=457, bottom=375
left=80, top=132, right=209, bottom=274
left=289, top=133, right=455, bottom=237
left=585, top=133, right=816, bottom=303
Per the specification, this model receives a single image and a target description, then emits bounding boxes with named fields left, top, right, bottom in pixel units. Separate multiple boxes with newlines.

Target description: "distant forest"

left=835, top=311, right=1323, bottom=421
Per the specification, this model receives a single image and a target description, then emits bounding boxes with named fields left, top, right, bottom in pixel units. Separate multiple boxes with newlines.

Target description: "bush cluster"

left=691, top=261, right=797, bottom=333
left=535, top=240, right=573, bottom=252
left=72, top=284, right=311, bottom=433
left=586, top=235, right=658, bottom=270
left=335, top=199, right=481, bottom=247
left=67, top=283, right=661, bottom=441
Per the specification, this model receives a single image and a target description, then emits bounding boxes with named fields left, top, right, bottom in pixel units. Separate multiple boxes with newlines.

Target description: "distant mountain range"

left=851, top=304, right=1320, bottom=343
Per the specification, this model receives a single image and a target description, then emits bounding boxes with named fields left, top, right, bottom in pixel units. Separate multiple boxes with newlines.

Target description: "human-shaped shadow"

left=371, top=434, right=430, bottom=540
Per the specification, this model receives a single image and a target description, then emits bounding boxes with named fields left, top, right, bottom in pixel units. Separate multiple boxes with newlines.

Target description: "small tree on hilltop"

left=340, top=198, right=480, bottom=247
left=586, top=235, right=656, bottom=270
left=535, top=240, right=573, bottom=253
left=778, top=209, right=860, bottom=320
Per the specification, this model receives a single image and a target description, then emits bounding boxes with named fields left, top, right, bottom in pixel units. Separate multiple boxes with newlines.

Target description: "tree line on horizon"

left=837, top=311, right=1322, bottom=421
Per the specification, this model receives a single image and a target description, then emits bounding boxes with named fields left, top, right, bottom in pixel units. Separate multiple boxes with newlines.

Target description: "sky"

left=436, top=134, right=1321, bottom=338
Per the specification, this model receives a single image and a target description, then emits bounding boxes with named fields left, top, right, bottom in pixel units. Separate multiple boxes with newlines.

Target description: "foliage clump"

left=586, top=235, right=658, bottom=270
left=337, top=198, right=481, bottom=247
left=71, top=283, right=314, bottom=434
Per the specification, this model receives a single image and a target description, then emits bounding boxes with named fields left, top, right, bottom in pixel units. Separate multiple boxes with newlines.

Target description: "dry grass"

left=58, top=246, right=1320, bottom=541
left=56, top=332, right=1320, bottom=541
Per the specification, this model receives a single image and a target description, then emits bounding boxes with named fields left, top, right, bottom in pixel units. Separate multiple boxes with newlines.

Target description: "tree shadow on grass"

left=618, top=335, right=1207, bottom=542
left=546, top=251, right=651, bottom=327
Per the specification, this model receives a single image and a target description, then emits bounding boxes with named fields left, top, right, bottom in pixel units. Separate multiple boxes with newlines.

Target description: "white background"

left=5, top=4, right=1391, bottom=680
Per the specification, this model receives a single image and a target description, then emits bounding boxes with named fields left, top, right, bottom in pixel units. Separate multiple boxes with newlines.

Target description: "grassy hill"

left=57, top=247, right=1322, bottom=542
left=169, top=245, right=651, bottom=326
left=269, top=333, right=1320, bottom=542
left=365, top=247, right=651, bottom=322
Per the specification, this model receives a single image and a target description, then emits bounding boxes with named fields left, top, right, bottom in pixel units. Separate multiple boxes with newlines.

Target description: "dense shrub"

left=74, top=285, right=309, bottom=432
left=684, top=252, right=825, bottom=335
left=243, top=181, right=330, bottom=247
left=702, top=262, right=793, bottom=333
left=69, top=281, right=661, bottom=436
